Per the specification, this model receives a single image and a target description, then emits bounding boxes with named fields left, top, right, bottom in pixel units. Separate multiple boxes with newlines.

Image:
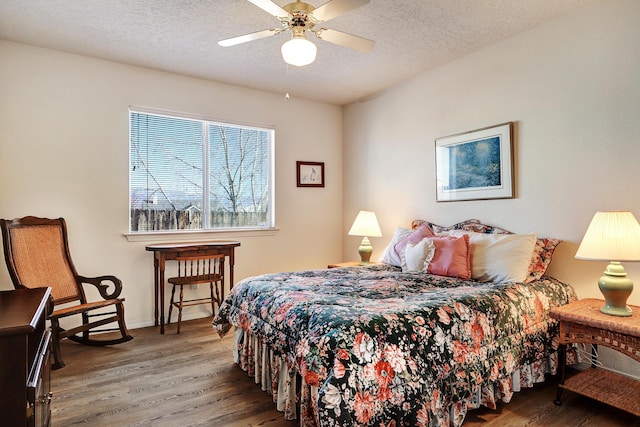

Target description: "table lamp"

left=575, top=211, right=640, bottom=316
left=348, top=211, right=382, bottom=264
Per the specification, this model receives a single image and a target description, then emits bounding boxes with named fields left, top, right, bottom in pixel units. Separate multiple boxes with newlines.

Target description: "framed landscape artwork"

left=296, top=161, right=325, bottom=187
left=435, top=122, right=514, bottom=202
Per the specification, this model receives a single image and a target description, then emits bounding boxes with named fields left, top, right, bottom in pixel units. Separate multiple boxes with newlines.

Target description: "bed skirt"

left=232, top=327, right=575, bottom=427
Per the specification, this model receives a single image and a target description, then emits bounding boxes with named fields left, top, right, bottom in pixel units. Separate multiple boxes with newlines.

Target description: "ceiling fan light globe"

left=281, top=37, right=317, bottom=66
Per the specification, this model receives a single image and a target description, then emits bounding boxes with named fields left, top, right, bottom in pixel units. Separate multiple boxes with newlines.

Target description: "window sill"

left=123, top=227, right=279, bottom=242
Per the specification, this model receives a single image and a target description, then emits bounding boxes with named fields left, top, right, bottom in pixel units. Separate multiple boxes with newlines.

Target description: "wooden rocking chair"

left=0, top=216, right=133, bottom=369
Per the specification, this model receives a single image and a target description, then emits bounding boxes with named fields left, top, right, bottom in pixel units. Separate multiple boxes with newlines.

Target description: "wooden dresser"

left=0, top=287, right=52, bottom=427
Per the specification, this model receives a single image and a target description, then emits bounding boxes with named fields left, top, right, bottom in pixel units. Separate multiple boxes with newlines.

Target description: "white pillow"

left=449, top=231, right=537, bottom=283
left=379, top=227, right=413, bottom=267
left=401, top=238, right=435, bottom=272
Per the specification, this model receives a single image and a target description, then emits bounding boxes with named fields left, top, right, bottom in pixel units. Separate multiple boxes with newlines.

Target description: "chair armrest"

left=77, top=275, right=123, bottom=299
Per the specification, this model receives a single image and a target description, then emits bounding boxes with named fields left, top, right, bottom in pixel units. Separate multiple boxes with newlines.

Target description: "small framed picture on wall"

left=296, top=161, right=325, bottom=188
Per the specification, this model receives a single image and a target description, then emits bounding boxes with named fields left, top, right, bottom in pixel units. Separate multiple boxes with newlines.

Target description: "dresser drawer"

left=0, top=288, right=51, bottom=427
left=27, top=330, right=52, bottom=427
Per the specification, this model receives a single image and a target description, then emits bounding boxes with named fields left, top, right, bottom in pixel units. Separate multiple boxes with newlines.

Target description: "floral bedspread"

left=213, top=263, right=576, bottom=426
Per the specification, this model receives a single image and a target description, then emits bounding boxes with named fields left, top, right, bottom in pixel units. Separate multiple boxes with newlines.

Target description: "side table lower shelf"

left=327, top=261, right=379, bottom=268
left=558, top=367, right=640, bottom=416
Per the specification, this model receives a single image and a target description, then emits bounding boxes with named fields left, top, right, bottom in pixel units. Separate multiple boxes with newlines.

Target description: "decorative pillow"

left=426, top=234, right=471, bottom=279
left=399, top=234, right=471, bottom=278
left=449, top=231, right=537, bottom=283
left=379, top=227, right=413, bottom=267
left=411, top=219, right=512, bottom=235
left=458, top=222, right=512, bottom=235
left=412, top=219, right=479, bottom=233
left=394, top=224, right=435, bottom=259
left=410, top=219, right=560, bottom=281
left=524, top=238, right=562, bottom=282
left=401, top=238, right=435, bottom=272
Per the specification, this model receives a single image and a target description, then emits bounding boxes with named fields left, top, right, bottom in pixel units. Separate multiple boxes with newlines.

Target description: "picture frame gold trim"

left=435, top=122, right=514, bottom=202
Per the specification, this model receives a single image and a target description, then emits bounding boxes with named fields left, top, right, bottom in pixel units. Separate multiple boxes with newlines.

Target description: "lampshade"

left=348, top=211, right=382, bottom=265
left=281, top=35, right=317, bottom=67
left=348, top=211, right=382, bottom=237
left=575, top=211, right=640, bottom=261
left=575, top=211, right=640, bottom=316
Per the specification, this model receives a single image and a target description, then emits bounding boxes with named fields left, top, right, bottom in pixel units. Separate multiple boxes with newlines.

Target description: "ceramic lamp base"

left=358, top=236, right=373, bottom=265
left=598, top=261, right=633, bottom=317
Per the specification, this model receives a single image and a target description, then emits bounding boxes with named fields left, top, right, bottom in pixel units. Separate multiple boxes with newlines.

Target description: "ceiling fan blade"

left=218, top=29, right=280, bottom=47
left=248, top=0, right=290, bottom=19
left=312, top=0, right=370, bottom=22
left=314, top=28, right=375, bottom=53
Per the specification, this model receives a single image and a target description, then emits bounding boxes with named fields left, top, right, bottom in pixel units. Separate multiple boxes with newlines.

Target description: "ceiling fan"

left=218, top=0, right=375, bottom=67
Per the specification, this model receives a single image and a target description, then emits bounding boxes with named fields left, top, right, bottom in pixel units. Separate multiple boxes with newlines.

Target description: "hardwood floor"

left=51, top=318, right=639, bottom=427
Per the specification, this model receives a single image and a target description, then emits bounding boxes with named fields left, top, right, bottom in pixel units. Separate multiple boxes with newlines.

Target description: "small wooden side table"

left=327, top=261, right=379, bottom=268
left=550, top=298, right=640, bottom=416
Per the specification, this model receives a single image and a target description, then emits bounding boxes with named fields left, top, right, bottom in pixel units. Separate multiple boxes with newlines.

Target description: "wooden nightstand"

left=327, top=261, right=378, bottom=268
left=550, top=298, right=640, bottom=416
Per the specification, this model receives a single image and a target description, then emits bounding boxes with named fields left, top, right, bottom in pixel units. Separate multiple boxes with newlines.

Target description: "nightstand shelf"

left=327, top=261, right=378, bottom=268
left=560, top=366, right=640, bottom=416
left=550, top=298, right=640, bottom=417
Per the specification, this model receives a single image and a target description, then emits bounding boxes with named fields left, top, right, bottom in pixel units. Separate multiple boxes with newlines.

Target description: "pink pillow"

left=394, top=224, right=435, bottom=258
left=427, top=235, right=471, bottom=279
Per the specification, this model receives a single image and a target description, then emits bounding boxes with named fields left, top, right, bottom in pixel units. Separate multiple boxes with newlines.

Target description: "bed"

left=213, top=219, right=577, bottom=426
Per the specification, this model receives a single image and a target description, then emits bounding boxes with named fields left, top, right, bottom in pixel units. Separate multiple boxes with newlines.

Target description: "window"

left=129, top=108, right=274, bottom=233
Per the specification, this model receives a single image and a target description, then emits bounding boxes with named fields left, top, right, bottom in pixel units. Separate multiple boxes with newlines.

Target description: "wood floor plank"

left=51, top=318, right=639, bottom=426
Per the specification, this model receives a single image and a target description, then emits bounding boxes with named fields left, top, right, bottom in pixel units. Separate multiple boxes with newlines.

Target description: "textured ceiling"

left=0, top=0, right=594, bottom=105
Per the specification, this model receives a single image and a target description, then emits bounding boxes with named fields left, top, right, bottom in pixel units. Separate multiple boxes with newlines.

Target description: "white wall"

left=0, top=41, right=344, bottom=328
left=343, top=0, right=640, bottom=375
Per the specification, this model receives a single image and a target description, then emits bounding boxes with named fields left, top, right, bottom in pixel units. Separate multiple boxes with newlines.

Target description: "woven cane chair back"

left=2, top=218, right=81, bottom=304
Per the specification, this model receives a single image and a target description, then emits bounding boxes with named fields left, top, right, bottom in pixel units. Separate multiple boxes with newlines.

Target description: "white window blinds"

left=129, top=109, right=274, bottom=232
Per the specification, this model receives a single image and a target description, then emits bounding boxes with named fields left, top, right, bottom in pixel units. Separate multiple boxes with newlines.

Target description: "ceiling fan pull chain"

left=285, top=65, right=291, bottom=100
